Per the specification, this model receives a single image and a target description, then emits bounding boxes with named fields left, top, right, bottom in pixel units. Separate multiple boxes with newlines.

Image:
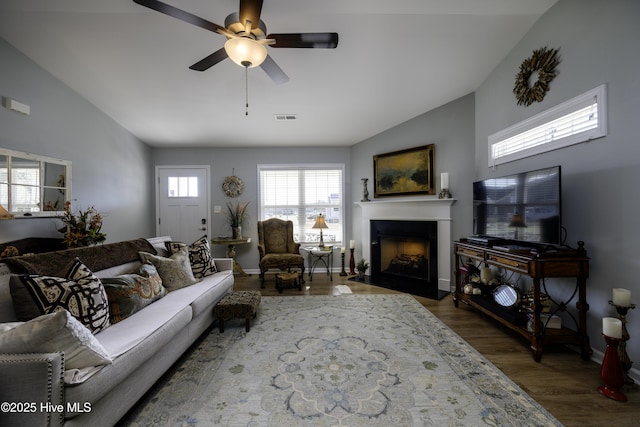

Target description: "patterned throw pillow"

left=9, top=258, right=111, bottom=334
left=102, top=263, right=167, bottom=323
left=165, top=235, right=217, bottom=278
left=139, top=247, right=199, bottom=292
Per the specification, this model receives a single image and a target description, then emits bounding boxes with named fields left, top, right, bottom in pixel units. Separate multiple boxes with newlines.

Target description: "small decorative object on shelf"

left=608, top=295, right=636, bottom=385
left=58, top=201, right=106, bottom=248
left=599, top=317, right=627, bottom=402
left=361, top=178, right=370, bottom=202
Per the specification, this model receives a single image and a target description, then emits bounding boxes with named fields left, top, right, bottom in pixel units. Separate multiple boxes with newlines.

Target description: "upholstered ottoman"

left=275, top=271, right=302, bottom=293
left=213, top=290, right=261, bottom=333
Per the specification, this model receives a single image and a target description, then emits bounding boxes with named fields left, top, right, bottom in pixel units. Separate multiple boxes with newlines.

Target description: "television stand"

left=453, top=239, right=592, bottom=362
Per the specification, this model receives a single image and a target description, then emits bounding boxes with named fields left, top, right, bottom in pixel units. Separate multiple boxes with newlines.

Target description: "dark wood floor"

left=234, top=272, right=640, bottom=427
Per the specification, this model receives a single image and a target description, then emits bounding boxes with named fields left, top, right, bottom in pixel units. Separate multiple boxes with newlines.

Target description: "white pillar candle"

left=441, top=172, right=449, bottom=190
left=603, top=317, right=622, bottom=339
left=349, top=240, right=355, bottom=249
left=341, top=247, right=346, bottom=254
left=612, top=288, right=631, bottom=307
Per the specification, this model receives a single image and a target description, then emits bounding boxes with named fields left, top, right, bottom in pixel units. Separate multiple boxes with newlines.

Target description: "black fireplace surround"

left=370, top=220, right=446, bottom=300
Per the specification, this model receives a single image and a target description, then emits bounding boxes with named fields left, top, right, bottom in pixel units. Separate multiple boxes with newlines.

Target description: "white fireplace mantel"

left=355, top=198, right=456, bottom=293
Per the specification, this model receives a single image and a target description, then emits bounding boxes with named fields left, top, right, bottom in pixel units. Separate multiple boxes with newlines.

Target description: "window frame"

left=257, top=163, right=345, bottom=247
left=0, top=147, right=72, bottom=217
left=488, top=84, right=607, bottom=167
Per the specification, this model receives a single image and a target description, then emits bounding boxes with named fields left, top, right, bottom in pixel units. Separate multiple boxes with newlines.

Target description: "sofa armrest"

left=213, top=258, right=233, bottom=272
left=0, top=352, right=65, bottom=427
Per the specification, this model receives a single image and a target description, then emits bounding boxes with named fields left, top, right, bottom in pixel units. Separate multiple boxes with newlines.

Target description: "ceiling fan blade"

left=260, top=55, right=289, bottom=85
left=133, top=0, right=233, bottom=38
left=267, top=33, right=339, bottom=49
left=239, top=0, right=263, bottom=30
left=189, top=48, right=229, bottom=71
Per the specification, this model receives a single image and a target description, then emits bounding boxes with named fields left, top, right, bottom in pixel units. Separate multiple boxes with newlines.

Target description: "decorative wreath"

left=222, top=175, right=244, bottom=198
left=513, top=47, right=560, bottom=107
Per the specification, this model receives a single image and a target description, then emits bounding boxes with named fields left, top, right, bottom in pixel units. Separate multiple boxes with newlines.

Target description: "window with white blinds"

left=258, top=164, right=344, bottom=245
left=488, top=84, right=607, bottom=166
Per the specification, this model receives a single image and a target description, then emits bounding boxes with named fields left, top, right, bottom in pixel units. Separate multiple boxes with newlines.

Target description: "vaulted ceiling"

left=0, top=0, right=557, bottom=147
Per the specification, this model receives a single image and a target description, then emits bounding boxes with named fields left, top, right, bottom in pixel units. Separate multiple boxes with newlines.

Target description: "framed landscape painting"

left=373, top=144, right=435, bottom=197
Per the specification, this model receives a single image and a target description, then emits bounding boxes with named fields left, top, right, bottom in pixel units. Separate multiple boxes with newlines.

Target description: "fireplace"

left=356, top=198, right=455, bottom=299
left=370, top=220, right=445, bottom=299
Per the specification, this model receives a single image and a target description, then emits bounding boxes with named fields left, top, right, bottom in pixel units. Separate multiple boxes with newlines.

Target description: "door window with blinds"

left=258, top=165, right=344, bottom=245
left=488, top=84, right=607, bottom=166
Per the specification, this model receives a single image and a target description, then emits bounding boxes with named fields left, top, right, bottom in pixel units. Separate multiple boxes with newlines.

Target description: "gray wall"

left=475, top=0, right=640, bottom=364
left=350, top=93, right=476, bottom=259
left=0, top=38, right=154, bottom=243
left=151, top=147, right=352, bottom=271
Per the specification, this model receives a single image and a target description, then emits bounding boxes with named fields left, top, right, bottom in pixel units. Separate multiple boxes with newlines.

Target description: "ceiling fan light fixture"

left=224, top=37, right=267, bottom=68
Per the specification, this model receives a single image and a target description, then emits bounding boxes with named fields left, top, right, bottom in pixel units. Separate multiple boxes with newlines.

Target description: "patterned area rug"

left=119, top=294, right=561, bottom=426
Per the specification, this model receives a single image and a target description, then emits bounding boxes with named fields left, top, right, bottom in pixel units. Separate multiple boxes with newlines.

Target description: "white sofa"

left=0, top=236, right=234, bottom=427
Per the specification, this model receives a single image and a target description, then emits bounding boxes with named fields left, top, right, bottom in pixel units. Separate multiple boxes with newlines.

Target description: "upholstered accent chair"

left=257, top=218, right=305, bottom=287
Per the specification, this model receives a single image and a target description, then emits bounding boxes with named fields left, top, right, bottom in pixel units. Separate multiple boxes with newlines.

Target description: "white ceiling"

left=0, top=0, right=557, bottom=148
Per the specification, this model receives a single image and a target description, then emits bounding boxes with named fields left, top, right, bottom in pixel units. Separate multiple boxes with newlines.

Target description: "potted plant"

left=226, top=201, right=250, bottom=239
left=356, top=258, right=369, bottom=280
left=58, top=201, right=107, bottom=247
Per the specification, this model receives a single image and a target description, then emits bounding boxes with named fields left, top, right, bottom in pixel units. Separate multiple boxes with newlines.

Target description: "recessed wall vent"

left=274, top=114, right=297, bottom=121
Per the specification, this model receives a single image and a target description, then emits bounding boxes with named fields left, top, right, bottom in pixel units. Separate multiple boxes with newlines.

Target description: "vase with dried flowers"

left=58, top=201, right=106, bottom=247
left=226, top=201, right=250, bottom=239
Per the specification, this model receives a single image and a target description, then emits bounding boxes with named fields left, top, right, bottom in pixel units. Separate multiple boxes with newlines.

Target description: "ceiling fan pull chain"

left=245, top=65, right=249, bottom=116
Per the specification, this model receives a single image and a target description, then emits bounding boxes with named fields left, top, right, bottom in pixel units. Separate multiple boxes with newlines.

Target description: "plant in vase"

left=58, top=201, right=107, bottom=247
left=356, top=258, right=369, bottom=280
left=226, top=201, right=250, bottom=239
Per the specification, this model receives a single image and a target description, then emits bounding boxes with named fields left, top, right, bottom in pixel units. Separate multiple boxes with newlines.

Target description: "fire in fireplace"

left=370, top=220, right=446, bottom=299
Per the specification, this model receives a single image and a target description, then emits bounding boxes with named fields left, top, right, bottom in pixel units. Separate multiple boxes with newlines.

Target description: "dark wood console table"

left=453, top=240, right=592, bottom=362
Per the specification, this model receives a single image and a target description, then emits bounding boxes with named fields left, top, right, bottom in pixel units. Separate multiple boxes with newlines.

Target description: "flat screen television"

left=473, top=166, right=562, bottom=246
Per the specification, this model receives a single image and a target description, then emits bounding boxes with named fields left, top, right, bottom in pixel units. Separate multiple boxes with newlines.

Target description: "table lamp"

left=313, top=214, right=329, bottom=249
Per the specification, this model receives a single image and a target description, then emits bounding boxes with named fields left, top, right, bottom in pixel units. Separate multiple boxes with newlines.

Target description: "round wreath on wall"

left=222, top=175, right=244, bottom=198
left=513, top=46, right=560, bottom=107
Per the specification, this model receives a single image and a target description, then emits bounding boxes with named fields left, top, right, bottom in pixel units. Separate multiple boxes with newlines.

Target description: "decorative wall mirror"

left=0, top=148, right=71, bottom=217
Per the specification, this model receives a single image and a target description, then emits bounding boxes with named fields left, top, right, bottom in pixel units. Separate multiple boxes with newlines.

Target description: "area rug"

left=119, top=294, right=562, bottom=426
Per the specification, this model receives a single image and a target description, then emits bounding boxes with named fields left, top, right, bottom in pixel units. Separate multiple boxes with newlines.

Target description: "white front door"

left=156, top=166, right=210, bottom=243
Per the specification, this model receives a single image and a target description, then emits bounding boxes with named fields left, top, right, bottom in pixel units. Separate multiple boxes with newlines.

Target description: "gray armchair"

left=257, top=218, right=305, bottom=287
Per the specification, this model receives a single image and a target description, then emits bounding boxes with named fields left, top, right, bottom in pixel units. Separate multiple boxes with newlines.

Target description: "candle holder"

left=348, top=248, right=356, bottom=275
left=438, top=188, right=452, bottom=199
left=598, top=334, right=627, bottom=402
left=340, top=251, right=347, bottom=276
left=609, top=301, right=636, bottom=384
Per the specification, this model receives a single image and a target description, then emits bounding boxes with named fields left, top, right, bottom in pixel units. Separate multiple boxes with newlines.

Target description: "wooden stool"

left=275, top=271, right=302, bottom=293
left=212, top=290, right=261, bottom=332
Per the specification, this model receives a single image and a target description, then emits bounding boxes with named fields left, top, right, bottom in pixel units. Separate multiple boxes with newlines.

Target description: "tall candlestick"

left=349, top=248, right=356, bottom=275
left=340, top=251, right=347, bottom=276
left=603, top=317, right=622, bottom=339
left=612, top=288, right=631, bottom=307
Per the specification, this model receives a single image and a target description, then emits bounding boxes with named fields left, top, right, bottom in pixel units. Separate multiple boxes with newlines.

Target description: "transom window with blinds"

left=488, top=84, right=607, bottom=167
left=258, top=164, right=344, bottom=246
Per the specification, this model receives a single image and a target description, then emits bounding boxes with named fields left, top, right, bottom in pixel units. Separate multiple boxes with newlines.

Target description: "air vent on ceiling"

left=274, top=114, right=297, bottom=121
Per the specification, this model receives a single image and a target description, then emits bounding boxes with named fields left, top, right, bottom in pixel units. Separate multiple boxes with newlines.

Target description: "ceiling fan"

left=133, top=0, right=339, bottom=85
